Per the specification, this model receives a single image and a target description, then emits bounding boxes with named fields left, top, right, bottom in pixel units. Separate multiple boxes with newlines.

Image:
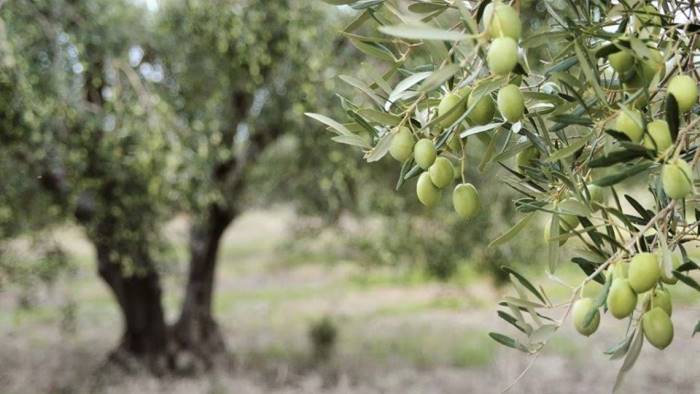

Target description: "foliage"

left=313, top=0, right=700, bottom=388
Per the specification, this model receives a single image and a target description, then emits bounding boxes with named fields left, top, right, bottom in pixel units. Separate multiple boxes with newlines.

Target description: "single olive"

left=642, top=307, right=674, bottom=349
left=572, top=297, right=600, bottom=337
left=642, top=119, right=672, bottom=153
left=611, top=261, right=629, bottom=280
left=414, top=138, right=437, bottom=169
left=648, top=287, right=672, bottom=316
left=416, top=172, right=441, bottom=207
left=629, top=252, right=660, bottom=293
left=485, top=3, right=522, bottom=40
left=662, top=159, right=694, bottom=199
left=661, top=255, right=680, bottom=285
left=627, top=49, right=665, bottom=89
left=497, top=84, right=524, bottom=123
left=438, top=92, right=466, bottom=128
left=467, top=93, right=496, bottom=126
left=615, top=109, right=644, bottom=143
left=487, top=37, right=518, bottom=75
left=588, top=184, right=607, bottom=210
left=447, top=133, right=461, bottom=152
left=667, top=74, right=698, bottom=113
left=609, top=49, right=635, bottom=74
left=607, top=278, right=637, bottom=319
left=558, top=198, right=579, bottom=230
left=516, top=145, right=540, bottom=170
left=389, top=126, right=415, bottom=162
left=452, top=183, right=480, bottom=220
left=429, top=157, right=454, bottom=189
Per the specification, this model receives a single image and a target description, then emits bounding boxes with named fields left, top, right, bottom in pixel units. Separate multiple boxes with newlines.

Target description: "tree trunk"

left=171, top=204, right=235, bottom=372
left=95, top=241, right=170, bottom=374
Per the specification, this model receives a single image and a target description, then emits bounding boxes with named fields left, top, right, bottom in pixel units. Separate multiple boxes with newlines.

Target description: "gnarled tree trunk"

left=170, top=203, right=235, bottom=372
left=93, top=230, right=170, bottom=374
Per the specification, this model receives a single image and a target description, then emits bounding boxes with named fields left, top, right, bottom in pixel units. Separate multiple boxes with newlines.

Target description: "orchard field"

left=2, top=208, right=700, bottom=393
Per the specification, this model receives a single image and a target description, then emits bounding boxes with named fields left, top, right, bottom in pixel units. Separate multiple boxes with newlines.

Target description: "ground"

left=1, top=207, right=699, bottom=393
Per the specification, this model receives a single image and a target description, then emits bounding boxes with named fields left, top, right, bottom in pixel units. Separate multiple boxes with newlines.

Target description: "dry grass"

left=1, top=207, right=700, bottom=393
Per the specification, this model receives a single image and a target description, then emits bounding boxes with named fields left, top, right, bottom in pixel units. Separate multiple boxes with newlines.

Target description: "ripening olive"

left=447, top=133, right=461, bottom=152
left=543, top=222, right=566, bottom=245
left=467, top=93, right=495, bottom=126
left=642, top=307, right=674, bottom=349
left=648, top=287, right=672, bottom=316
left=629, top=252, right=660, bottom=293
left=611, top=261, right=629, bottom=280
left=572, top=297, right=600, bottom=337
left=456, top=85, right=472, bottom=101
left=484, top=3, right=522, bottom=40
left=627, top=49, right=665, bottom=89
left=416, top=172, right=441, bottom=207
left=414, top=138, right=437, bottom=169
left=609, top=49, right=635, bottom=74
left=661, top=255, right=680, bottom=285
left=389, top=127, right=415, bottom=162
left=488, top=37, right=518, bottom=75
left=438, top=93, right=466, bottom=128
left=667, top=74, right=698, bottom=113
left=429, top=157, right=454, bottom=189
left=615, top=109, right=644, bottom=143
left=497, top=84, right=524, bottom=123
left=588, top=184, right=607, bottom=210
left=516, top=145, right=540, bottom=170
left=452, top=162, right=461, bottom=180
left=558, top=198, right=579, bottom=230
left=453, top=183, right=480, bottom=220
left=607, top=279, right=637, bottom=319
left=662, top=159, right=694, bottom=199
left=642, top=119, right=672, bottom=153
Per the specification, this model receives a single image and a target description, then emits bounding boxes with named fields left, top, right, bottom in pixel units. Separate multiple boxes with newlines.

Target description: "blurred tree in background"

left=0, top=0, right=535, bottom=376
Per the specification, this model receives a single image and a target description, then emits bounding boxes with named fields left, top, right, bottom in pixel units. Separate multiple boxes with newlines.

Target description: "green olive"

left=438, top=93, right=466, bottom=128
left=611, top=261, right=629, bottom=280
left=629, top=252, right=660, bottom=293
left=588, top=184, right=607, bottom=210
left=572, top=297, right=600, bottom=337
left=607, top=278, right=637, bottom=319
left=642, top=307, right=673, bottom=349
left=447, top=133, right=461, bottom=152
left=609, top=49, right=635, bottom=74
left=389, top=127, right=415, bottom=162
left=416, top=172, right=441, bottom=207
left=516, top=145, right=540, bottom=170
left=414, top=138, right=437, bottom=169
left=667, top=74, right=698, bottom=113
left=485, top=3, right=522, bottom=40
left=543, top=222, right=566, bottom=245
left=456, top=85, right=472, bottom=101
left=429, top=157, right=454, bottom=189
left=558, top=198, right=579, bottom=230
left=648, top=287, right=672, bottom=316
left=467, top=92, right=495, bottom=126
left=642, top=119, right=672, bottom=153
left=662, top=159, right=694, bottom=199
left=615, top=109, right=644, bottom=143
left=627, top=49, right=665, bottom=89
left=452, top=183, right=480, bottom=220
left=661, top=255, right=680, bottom=285
left=487, top=37, right=518, bottom=75
left=497, top=84, right=524, bottom=123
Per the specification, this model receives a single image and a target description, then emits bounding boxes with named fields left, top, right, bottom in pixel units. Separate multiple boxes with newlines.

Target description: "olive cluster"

left=573, top=252, right=679, bottom=350
left=387, top=3, right=529, bottom=219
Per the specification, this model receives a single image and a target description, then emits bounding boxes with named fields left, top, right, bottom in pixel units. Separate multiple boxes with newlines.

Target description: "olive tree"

left=0, top=0, right=354, bottom=372
left=312, top=0, right=700, bottom=388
